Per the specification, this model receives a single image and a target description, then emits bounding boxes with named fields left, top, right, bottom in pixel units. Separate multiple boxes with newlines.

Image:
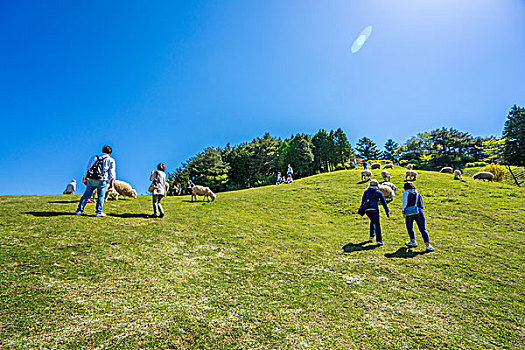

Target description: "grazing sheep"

left=191, top=185, right=216, bottom=202
left=381, top=182, right=399, bottom=193
left=454, top=169, right=462, bottom=180
left=104, top=187, right=119, bottom=201
left=378, top=185, right=395, bottom=202
left=105, top=180, right=137, bottom=202
left=473, top=171, right=494, bottom=182
left=383, top=163, right=393, bottom=169
left=381, top=170, right=391, bottom=182
left=371, top=163, right=381, bottom=170
left=407, top=164, right=414, bottom=170
left=440, top=167, right=454, bottom=174
left=361, top=170, right=372, bottom=181
left=405, top=170, right=417, bottom=181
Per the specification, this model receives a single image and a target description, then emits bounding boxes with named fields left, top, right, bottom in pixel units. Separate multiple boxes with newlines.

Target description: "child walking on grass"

left=402, top=182, right=435, bottom=252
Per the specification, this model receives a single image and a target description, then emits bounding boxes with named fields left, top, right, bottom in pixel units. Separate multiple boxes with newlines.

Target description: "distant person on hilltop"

left=287, top=164, right=293, bottom=179
left=286, top=174, right=293, bottom=183
left=362, top=159, right=367, bottom=169
left=62, top=180, right=76, bottom=195
left=402, top=182, right=435, bottom=252
left=360, top=179, right=390, bottom=245
left=74, top=145, right=116, bottom=217
left=150, top=163, right=168, bottom=218
left=275, top=172, right=282, bottom=184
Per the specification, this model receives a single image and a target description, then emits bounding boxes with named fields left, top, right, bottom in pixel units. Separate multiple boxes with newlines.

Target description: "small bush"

left=466, top=162, right=488, bottom=168
left=481, top=163, right=506, bottom=182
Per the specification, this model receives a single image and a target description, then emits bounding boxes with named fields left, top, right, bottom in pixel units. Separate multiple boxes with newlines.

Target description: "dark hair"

left=157, top=163, right=165, bottom=171
left=102, top=145, right=112, bottom=154
left=404, top=182, right=416, bottom=190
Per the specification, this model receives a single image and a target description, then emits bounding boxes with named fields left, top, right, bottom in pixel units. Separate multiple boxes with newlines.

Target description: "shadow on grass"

left=24, top=211, right=76, bottom=217
left=356, top=180, right=370, bottom=185
left=108, top=213, right=152, bottom=219
left=48, top=200, right=78, bottom=204
left=384, top=247, right=428, bottom=259
left=342, top=241, right=381, bottom=253
left=181, top=200, right=212, bottom=204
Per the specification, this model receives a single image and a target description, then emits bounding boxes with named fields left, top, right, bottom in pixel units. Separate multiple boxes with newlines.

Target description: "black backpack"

left=86, top=156, right=106, bottom=180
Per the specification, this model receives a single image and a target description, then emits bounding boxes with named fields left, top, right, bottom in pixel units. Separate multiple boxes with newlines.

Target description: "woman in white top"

left=150, top=163, right=167, bottom=218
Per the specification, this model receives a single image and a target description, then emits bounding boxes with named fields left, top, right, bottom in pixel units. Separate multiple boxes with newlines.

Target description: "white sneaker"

left=376, top=241, right=383, bottom=245
left=95, top=213, right=106, bottom=217
left=426, top=244, right=435, bottom=252
left=405, top=241, right=417, bottom=248
left=74, top=210, right=82, bottom=216
left=369, top=236, right=374, bottom=241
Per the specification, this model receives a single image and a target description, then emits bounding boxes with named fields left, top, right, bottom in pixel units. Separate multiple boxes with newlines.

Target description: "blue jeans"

left=366, top=210, right=382, bottom=242
left=77, top=179, right=109, bottom=214
left=405, top=211, right=430, bottom=243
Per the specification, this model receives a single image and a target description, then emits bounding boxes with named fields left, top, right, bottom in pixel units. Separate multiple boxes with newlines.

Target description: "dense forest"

left=168, top=105, right=524, bottom=192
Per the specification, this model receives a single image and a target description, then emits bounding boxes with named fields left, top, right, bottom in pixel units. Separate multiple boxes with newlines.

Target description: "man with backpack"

left=359, top=180, right=390, bottom=245
left=74, top=145, right=116, bottom=217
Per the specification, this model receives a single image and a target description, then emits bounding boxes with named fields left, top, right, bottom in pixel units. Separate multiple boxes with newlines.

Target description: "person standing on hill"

left=74, top=145, right=116, bottom=217
left=360, top=180, right=390, bottom=245
left=402, top=182, right=435, bottom=252
left=150, top=163, right=167, bottom=218
left=362, top=159, right=367, bottom=170
left=287, top=164, right=293, bottom=179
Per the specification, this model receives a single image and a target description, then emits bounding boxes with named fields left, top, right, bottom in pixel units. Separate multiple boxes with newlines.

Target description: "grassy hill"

left=1, top=168, right=524, bottom=349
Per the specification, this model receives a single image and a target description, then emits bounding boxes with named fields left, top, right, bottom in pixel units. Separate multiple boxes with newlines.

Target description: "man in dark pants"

left=360, top=180, right=390, bottom=245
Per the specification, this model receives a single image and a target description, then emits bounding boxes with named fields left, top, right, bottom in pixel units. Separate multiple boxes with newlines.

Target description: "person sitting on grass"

left=402, top=182, right=435, bottom=252
left=63, top=179, right=76, bottom=195
left=276, top=172, right=282, bottom=185
left=286, top=174, right=293, bottom=183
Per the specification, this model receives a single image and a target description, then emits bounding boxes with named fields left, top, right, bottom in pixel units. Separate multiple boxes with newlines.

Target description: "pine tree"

left=503, top=105, right=525, bottom=166
left=356, top=137, right=380, bottom=160
left=383, top=139, right=399, bottom=162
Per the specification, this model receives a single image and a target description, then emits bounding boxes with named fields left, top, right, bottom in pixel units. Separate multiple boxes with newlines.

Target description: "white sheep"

left=104, top=187, right=119, bottom=201
left=405, top=170, right=417, bottom=181
left=361, top=170, right=372, bottom=181
left=371, top=163, right=381, bottom=170
left=454, top=169, right=462, bottom=180
left=381, top=182, right=399, bottom=193
left=381, top=170, right=391, bottom=182
left=407, top=164, right=414, bottom=170
left=473, top=171, right=494, bottom=182
left=378, top=185, right=395, bottom=202
left=383, top=163, right=393, bottom=169
left=191, top=185, right=216, bottom=202
left=440, top=167, right=454, bottom=174
left=105, top=180, right=137, bottom=202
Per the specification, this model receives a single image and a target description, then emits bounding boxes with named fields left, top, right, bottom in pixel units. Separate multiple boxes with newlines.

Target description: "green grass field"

left=1, top=168, right=524, bottom=349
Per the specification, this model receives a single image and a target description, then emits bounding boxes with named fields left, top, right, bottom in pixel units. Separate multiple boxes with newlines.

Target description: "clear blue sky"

left=1, top=0, right=524, bottom=195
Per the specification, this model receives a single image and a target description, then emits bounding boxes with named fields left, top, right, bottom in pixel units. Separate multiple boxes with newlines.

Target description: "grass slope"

left=1, top=168, right=524, bottom=349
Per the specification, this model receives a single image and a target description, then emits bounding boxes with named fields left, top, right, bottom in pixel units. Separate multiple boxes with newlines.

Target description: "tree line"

left=169, top=105, right=525, bottom=192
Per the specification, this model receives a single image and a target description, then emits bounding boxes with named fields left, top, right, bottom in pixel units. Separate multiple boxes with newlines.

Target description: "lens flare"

left=351, top=25, right=372, bottom=53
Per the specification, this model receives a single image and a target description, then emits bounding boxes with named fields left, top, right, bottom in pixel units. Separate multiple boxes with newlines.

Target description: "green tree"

left=287, top=134, right=315, bottom=177
left=332, top=128, right=353, bottom=166
left=186, top=148, right=230, bottom=192
left=476, top=137, right=506, bottom=164
left=382, top=139, right=399, bottom=162
left=503, top=105, right=525, bottom=166
left=223, top=143, right=251, bottom=190
left=356, top=137, right=381, bottom=160
left=247, top=133, right=281, bottom=186
left=312, top=129, right=334, bottom=172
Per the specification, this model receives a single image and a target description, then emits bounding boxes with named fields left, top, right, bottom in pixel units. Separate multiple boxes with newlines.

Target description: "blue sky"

left=1, top=0, right=524, bottom=195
